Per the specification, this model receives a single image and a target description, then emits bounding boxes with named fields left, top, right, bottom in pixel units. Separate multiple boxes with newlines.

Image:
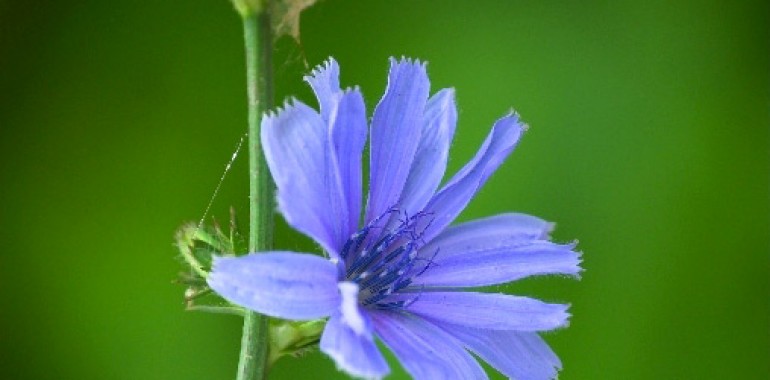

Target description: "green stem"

left=238, top=10, right=273, bottom=380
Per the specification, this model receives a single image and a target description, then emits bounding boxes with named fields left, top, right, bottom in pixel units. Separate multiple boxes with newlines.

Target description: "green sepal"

left=268, top=319, right=326, bottom=366
left=175, top=208, right=248, bottom=314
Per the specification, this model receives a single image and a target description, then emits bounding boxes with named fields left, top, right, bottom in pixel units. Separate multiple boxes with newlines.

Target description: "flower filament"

left=339, top=209, right=433, bottom=310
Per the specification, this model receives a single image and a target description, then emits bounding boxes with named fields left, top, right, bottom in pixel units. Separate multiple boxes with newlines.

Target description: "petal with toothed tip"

left=411, top=213, right=582, bottom=287
left=366, top=58, right=430, bottom=224
left=305, top=60, right=368, bottom=237
left=261, top=100, right=348, bottom=257
left=435, top=323, right=562, bottom=380
left=398, top=88, right=457, bottom=215
left=396, top=291, right=570, bottom=331
left=419, top=113, right=525, bottom=242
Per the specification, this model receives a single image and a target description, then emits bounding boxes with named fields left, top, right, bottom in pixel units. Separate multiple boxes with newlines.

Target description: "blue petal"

left=321, top=312, right=390, bottom=380
left=261, top=101, right=348, bottom=256
left=412, top=213, right=582, bottom=287
left=436, top=323, right=562, bottom=380
left=414, top=240, right=580, bottom=287
left=306, top=60, right=368, bottom=236
left=330, top=90, right=367, bottom=236
left=207, top=252, right=338, bottom=320
left=399, top=291, right=570, bottom=331
left=421, top=113, right=525, bottom=242
left=304, top=58, right=342, bottom=124
left=428, top=213, right=555, bottom=243
left=442, top=112, right=524, bottom=190
left=371, top=311, right=487, bottom=380
left=365, top=58, right=430, bottom=223
left=399, top=88, right=458, bottom=215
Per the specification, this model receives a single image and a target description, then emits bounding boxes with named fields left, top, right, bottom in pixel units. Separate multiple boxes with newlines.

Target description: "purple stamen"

left=339, top=209, right=434, bottom=308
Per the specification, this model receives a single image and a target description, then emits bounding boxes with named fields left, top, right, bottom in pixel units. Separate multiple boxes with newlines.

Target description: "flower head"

left=208, top=58, right=581, bottom=379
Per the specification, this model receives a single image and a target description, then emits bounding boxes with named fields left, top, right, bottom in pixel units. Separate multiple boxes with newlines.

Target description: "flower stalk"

left=238, top=6, right=273, bottom=380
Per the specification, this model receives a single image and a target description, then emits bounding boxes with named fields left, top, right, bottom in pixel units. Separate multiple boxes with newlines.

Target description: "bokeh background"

left=1, top=0, right=768, bottom=379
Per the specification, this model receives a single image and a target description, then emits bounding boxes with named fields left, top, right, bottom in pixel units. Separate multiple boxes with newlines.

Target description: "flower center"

left=339, top=209, right=436, bottom=310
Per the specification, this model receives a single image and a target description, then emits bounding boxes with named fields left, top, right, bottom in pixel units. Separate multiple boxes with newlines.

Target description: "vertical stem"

left=238, top=10, right=273, bottom=380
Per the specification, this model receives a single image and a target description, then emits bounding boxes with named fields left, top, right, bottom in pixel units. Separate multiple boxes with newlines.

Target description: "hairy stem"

left=238, top=9, right=273, bottom=380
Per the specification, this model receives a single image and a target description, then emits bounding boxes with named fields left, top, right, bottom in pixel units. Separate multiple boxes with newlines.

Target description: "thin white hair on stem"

left=197, top=132, right=248, bottom=231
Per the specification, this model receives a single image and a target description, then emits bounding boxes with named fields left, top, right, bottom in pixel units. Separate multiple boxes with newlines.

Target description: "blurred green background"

left=1, top=0, right=768, bottom=379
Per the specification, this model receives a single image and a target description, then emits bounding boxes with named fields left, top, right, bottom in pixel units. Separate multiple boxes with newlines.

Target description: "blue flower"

left=208, top=58, right=581, bottom=380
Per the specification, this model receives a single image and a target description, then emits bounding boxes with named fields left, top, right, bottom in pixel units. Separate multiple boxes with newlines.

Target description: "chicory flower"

left=209, top=58, right=581, bottom=379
